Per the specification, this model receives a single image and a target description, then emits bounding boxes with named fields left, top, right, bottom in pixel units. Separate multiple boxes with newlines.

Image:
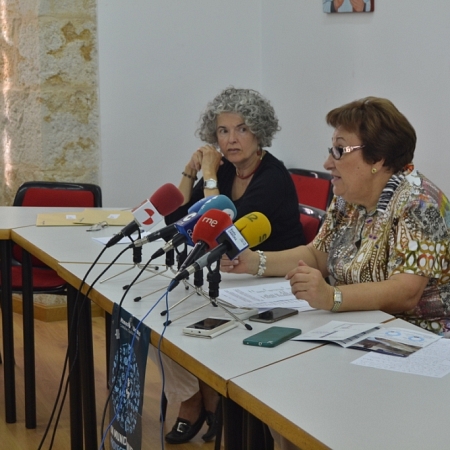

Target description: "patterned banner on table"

left=108, top=303, right=151, bottom=450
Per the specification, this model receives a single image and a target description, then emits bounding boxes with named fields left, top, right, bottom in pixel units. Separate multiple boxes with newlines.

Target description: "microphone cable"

left=98, top=254, right=170, bottom=449
left=37, top=243, right=131, bottom=450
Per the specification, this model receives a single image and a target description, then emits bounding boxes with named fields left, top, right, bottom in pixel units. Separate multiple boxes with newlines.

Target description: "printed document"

left=218, top=280, right=313, bottom=311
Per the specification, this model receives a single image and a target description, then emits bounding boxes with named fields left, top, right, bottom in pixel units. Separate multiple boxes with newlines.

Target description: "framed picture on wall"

left=323, top=0, right=374, bottom=13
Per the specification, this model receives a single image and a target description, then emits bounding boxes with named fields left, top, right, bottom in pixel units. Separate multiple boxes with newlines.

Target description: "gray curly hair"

left=196, top=87, right=280, bottom=148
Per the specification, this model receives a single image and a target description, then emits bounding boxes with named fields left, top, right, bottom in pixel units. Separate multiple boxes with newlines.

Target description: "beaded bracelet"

left=182, top=171, right=198, bottom=181
left=255, top=250, right=266, bottom=277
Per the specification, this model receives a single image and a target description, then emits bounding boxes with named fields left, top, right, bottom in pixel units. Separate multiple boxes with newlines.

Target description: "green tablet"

left=243, top=326, right=302, bottom=348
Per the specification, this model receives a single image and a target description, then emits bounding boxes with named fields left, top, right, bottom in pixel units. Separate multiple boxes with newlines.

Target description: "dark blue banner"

left=108, top=304, right=151, bottom=450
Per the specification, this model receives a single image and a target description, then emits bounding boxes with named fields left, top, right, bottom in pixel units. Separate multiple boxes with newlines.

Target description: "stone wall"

left=0, top=0, right=99, bottom=205
left=1, top=0, right=100, bottom=311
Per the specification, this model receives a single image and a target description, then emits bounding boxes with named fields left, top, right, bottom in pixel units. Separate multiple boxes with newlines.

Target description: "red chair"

left=288, top=168, right=333, bottom=211
left=0, top=181, right=102, bottom=429
left=10, top=181, right=102, bottom=291
left=298, top=203, right=326, bottom=244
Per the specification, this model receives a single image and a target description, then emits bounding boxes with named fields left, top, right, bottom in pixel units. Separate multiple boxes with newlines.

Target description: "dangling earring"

left=371, top=168, right=377, bottom=174
left=256, top=147, right=263, bottom=159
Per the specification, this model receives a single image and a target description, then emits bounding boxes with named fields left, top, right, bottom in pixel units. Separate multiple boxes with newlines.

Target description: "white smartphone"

left=182, top=317, right=238, bottom=338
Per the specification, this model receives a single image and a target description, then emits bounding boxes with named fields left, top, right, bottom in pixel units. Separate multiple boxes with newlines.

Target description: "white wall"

left=98, top=0, right=450, bottom=207
left=98, top=0, right=261, bottom=206
left=261, top=0, right=450, bottom=193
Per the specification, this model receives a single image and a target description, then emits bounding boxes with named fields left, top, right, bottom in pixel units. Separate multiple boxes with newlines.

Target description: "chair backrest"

left=13, top=181, right=102, bottom=207
left=12, top=181, right=102, bottom=265
left=298, top=203, right=326, bottom=244
left=288, top=168, right=333, bottom=211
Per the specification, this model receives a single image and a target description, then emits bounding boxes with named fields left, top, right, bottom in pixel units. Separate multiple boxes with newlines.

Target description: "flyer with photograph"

left=292, top=321, right=441, bottom=357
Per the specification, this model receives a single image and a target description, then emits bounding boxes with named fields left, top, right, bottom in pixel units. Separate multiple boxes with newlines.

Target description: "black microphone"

left=168, top=224, right=248, bottom=290
left=150, top=233, right=187, bottom=260
left=132, top=223, right=178, bottom=248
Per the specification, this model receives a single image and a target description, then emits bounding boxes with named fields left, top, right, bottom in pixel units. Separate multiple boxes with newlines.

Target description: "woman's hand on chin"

left=198, top=145, right=223, bottom=174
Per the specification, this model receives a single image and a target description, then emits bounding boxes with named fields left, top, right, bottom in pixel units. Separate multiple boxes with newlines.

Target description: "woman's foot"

left=201, top=398, right=221, bottom=442
left=199, top=382, right=221, bottom=442
left=165, top=408, right=206, bottom=444
left=165, top=391, right=205, bottom=444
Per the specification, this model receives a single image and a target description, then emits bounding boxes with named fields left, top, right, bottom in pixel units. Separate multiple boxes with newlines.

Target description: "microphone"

left=169, top=212, right=271, bottom=288
left=134, top=194, right=237, bottom=248
left=187, top=196, right=214, bottom=214
left=148, top=195, right=237, bottom=258
left=131, top=196, right=210, bottom=248
left=197, top=195, right=237, bottom=219
left=175, top=195, right=237, bottom=247
left=151, top=209, right=232, bottom=260
left=227, top=211, right=272, bottom=249
left=174, top=209, right=233, bottom=273
left=105, top=183, right=184, bottom=248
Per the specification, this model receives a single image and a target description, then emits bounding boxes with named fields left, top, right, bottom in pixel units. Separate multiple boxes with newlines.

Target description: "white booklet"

left=292, top=321, right=441, bottom=357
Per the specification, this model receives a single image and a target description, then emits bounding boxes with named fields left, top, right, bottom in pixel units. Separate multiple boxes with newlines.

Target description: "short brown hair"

left=326, top=97, right=416, bottom=172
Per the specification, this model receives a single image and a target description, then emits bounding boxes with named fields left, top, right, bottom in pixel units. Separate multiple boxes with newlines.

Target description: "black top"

left=166, top=152, right=305, bottom=251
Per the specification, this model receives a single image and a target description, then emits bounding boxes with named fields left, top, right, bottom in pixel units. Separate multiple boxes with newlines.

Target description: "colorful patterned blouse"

left=313, top=166, right=450, bottom=336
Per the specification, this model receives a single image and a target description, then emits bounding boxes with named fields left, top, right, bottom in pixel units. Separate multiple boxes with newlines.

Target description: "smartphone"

left=182, top=318, right=238, bottom=338
left=243, top=326, right=302, bottom=348
left=249, top=307, right=298, bottom=323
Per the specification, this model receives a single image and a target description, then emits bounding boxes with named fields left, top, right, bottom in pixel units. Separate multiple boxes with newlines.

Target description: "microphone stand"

left=161, top=267, right=205, bottom=319
left=205, top=262, right=252, bottom=330
left=160, top=243, right=207, bottom=318
left=100, top=235, right=171, bottom=285
left=164, top=261, right=252, bottom=330
left=132, top=248, right=184, bottom=302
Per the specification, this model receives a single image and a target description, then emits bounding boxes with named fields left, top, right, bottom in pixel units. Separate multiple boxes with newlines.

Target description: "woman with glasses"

left=223, top=96, right=450, bottom=335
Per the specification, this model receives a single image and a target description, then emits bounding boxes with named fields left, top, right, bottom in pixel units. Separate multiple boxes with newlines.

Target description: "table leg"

left=222, top=396, right=244, bottom=449
left=0, top=240, right=16, bottom=423
left=21, top=249, right=36, bottom=428
left=244, top=412, right=274, bottom=450
left=105, top=310, right=111, bottom=387
left=67, top=285, right=84, bottom=449
left=77, top=286, right=98, bottom=450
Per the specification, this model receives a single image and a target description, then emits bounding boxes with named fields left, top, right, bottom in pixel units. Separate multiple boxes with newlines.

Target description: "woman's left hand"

left=286, top=260, right=334, bottom=310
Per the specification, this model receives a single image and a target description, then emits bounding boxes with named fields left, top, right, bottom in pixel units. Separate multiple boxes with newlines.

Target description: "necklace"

left=235, top=151, right=264, bottom=180
left=236, top=160, right=261, bottom=179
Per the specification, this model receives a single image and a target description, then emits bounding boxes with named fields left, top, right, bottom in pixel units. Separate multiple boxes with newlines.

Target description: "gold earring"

left=371, top=168, right=377, bottom=174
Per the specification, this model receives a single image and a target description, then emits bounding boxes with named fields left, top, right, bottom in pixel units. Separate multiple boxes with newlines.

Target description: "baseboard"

left=12, top=294, right=104, bottom=322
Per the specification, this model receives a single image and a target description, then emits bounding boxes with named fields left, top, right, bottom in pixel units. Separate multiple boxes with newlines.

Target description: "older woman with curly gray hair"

left=159, top=87, right=305, bottom=445
left=196, top=86, right=280, bottom=147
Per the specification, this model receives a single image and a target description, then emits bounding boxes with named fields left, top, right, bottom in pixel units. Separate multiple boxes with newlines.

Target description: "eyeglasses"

left=328, top=145, right=365, bottom=160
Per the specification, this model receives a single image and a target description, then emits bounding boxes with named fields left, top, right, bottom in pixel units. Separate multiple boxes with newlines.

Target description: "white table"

left=58, top=262, right=392, bottom=393
left=57, top=261, right=392, bottom=448
left=10, top=222, right=156, bottom=267
left=9, top=220, right=395, bottom=449
left=228, top=319, right=446, bottom=450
